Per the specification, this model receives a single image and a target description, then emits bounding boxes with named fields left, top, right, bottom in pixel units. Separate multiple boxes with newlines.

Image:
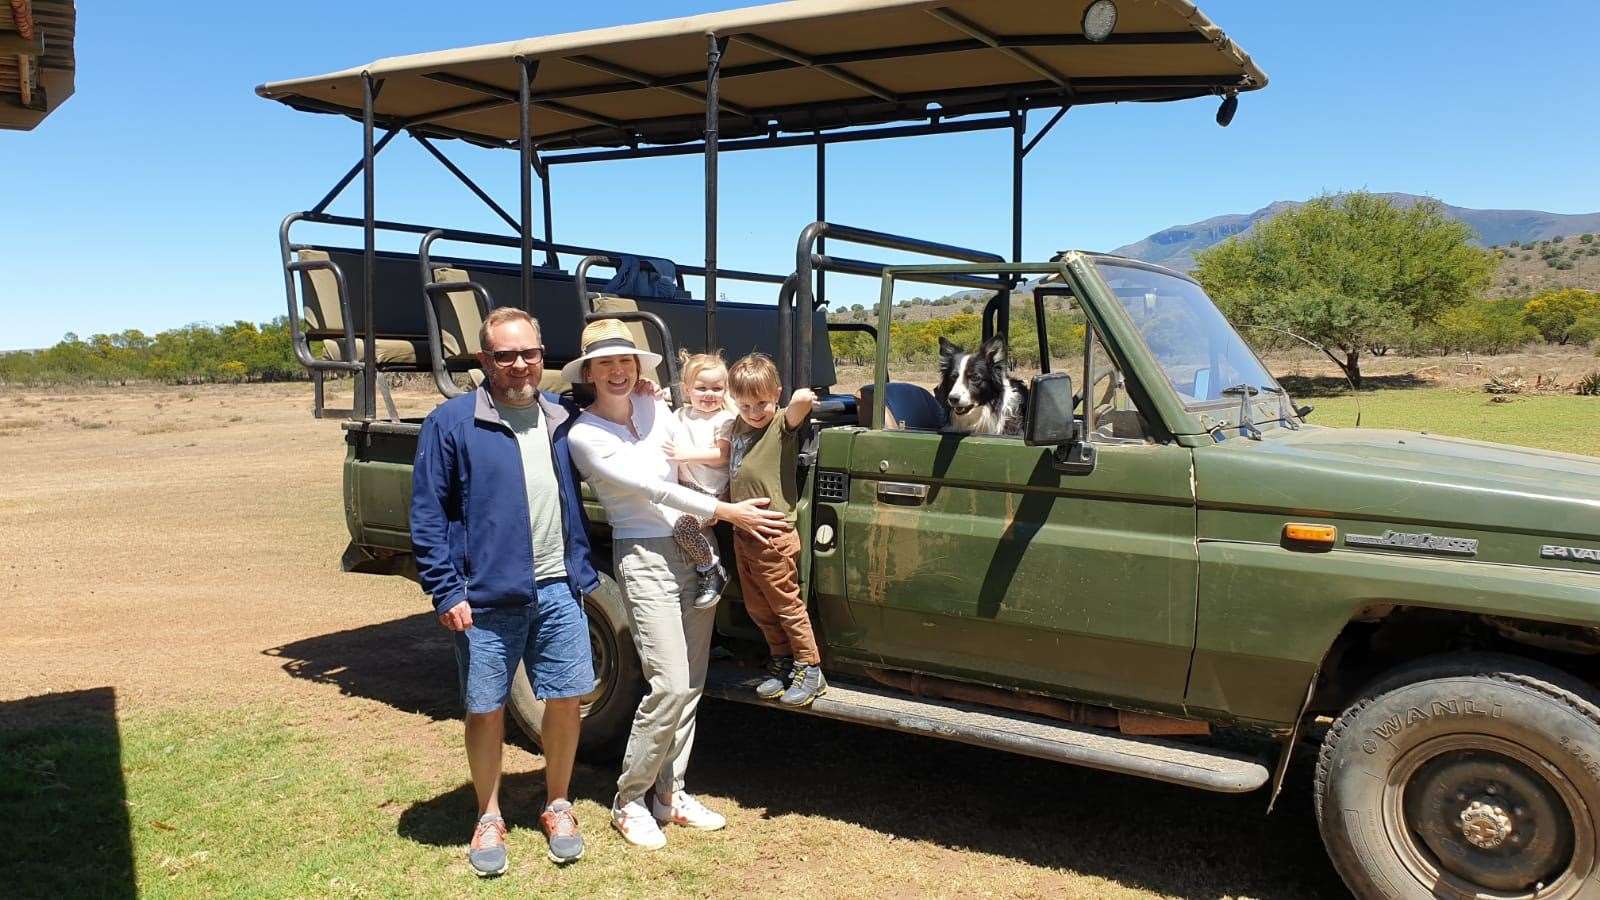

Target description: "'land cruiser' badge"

left=1345, top=530, right=1478, bottom=557
left=1542, top=545, right=1600, bottom=564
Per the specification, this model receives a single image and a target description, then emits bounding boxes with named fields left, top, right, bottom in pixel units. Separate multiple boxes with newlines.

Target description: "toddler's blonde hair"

left=678, top=349, right=735, bottom=413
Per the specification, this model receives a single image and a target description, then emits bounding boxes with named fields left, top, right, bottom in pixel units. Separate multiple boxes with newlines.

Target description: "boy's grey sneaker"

left=779, top=663, right=827, bottom=708
left=540, top=799, right=584, bottom=865
left=692, top=564, right=727, bottom=609
left=468, top=814, right=509, bottom=877
left=755, top=655, right=793, bottom=700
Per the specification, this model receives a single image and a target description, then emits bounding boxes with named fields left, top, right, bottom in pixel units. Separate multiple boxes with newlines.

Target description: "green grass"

left=0, top=707, right=744, bottom=898
left=1307, top=386, right=1599, bottom=456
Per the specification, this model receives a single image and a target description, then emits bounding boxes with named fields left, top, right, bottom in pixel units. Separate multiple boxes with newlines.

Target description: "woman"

left=563, top=318, right=787, bottom=850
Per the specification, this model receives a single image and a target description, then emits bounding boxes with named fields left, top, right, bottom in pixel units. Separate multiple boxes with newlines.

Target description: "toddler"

left=664, top=351, right=736, bottom=608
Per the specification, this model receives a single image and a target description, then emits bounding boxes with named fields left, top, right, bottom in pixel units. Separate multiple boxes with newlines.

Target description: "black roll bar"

left=278, top=213, right=366, bottom=407
left=786, top=220, right=1009, bottom=396
left=289, top=212, right=787, bottom=293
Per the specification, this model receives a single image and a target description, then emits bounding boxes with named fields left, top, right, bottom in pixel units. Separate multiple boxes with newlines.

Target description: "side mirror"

left=1025, top=372, right=1077, bottom=447
left=1026, top=373, right=1097, bottom=475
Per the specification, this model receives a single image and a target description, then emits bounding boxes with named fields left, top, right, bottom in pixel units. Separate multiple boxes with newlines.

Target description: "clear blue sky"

left=4, top=1, right=1598, bottom=350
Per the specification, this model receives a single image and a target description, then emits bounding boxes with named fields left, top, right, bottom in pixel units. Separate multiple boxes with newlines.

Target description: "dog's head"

left=937, top=335, right=1009, bottom=417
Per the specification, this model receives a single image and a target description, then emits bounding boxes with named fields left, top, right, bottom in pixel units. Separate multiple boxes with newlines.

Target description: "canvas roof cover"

left=1, top=0, right=75, bottom=131
left=257, top=0, right=1265, bottom=152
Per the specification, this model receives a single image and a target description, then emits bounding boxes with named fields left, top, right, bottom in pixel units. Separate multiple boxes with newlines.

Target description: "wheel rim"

left=578, top=596, right=617, bottom=717
left=1384, top=734, right=1595, bottom=898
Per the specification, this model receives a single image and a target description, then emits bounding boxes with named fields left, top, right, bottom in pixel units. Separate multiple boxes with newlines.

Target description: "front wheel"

left=1316, top=653, right=1600, bottom=899
left=507, top=572, right=642, bottom=760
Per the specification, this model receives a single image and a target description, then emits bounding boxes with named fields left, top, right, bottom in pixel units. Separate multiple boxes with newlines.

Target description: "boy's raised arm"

left=783, top=388, right=817, bottom=430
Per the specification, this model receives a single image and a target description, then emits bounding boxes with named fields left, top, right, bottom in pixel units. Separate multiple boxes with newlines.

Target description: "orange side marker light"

left=1283, top=523, right=1338, bottom=547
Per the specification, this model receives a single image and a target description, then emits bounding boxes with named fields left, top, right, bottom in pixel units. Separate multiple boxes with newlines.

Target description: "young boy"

left=725, top=353, right=826, bottom=707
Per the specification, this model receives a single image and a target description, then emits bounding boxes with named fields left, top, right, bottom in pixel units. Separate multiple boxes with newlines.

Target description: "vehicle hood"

left=1194, top=426, right=1600, bottom=543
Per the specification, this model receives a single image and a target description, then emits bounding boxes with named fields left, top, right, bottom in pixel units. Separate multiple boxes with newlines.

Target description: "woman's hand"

left=715, top=497, right=788, bottom=544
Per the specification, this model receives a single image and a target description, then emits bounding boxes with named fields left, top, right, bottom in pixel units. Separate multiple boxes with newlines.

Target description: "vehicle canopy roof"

left=256, top=0, right=1266, bottom=152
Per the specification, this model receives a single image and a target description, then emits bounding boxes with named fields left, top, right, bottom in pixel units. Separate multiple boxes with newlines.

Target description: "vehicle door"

left=836, top=286, right=1197, bottom=710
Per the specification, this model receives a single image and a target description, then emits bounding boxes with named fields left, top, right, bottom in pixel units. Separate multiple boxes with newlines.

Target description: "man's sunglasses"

left=489, top=347, right=544, bottom=367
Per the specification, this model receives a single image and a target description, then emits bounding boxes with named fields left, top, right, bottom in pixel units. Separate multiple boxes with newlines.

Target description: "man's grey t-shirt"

left=497, top=400, right=568, bottom=583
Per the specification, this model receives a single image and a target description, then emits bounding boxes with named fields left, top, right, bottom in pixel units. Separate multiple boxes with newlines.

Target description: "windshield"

left=1094, top=261, right=1280, bottom=410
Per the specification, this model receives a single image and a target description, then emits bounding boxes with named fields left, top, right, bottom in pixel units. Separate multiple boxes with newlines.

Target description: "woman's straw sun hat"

left=559, top=318, right=664, bottom=384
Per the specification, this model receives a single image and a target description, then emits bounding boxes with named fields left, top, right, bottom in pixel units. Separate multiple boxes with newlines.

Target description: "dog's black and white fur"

left=935, top=335, right=1029, bottom=435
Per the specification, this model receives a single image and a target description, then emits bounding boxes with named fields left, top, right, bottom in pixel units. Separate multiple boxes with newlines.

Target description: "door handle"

left=877, top=481, right=929, bottom=504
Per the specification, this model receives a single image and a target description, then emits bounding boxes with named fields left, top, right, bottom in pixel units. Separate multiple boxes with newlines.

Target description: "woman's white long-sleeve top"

left=567, top=393, right=719, bottom=540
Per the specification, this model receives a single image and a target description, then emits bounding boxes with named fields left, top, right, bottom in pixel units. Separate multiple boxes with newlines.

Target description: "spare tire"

left=507, top=571, right=641, bottom=760
left=1316, top=653, right=1600, bottom=899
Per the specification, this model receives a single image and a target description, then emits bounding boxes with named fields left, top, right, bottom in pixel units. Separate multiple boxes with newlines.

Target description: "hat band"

left=583, top=336, right=639, bottom=354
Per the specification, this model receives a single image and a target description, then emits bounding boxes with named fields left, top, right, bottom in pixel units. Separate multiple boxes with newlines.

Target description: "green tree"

left=1522, top=289, right=1600, bottom=345
left=1192, top=192, right=1494, bottom=387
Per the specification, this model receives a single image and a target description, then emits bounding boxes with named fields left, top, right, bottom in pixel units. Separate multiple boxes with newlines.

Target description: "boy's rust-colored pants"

left=732, top=528, right=819, bottom=665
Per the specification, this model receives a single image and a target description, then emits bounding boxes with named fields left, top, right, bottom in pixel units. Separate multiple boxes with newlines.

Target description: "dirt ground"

left=0, top=381, right=1353, bottom=897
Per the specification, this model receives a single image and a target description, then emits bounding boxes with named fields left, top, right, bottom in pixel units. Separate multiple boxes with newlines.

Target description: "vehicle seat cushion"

left=429, top=266, right=488, bottom=361
left=294, top=249, right=344, bottom=333
left=591, top=295, right=672, bottom=387
left=857, top=382, right=947, bottom=431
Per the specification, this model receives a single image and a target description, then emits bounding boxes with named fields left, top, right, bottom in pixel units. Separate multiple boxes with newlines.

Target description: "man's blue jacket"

left=410, top=386, right=600, bottom=615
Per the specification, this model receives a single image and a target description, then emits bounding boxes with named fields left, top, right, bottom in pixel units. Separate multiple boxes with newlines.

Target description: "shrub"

left=1577, top=372, right=1600, bottom=396
left=1552, top=235, right=1565, bottom=244
left=1581, top=233, right=1595, bottom=245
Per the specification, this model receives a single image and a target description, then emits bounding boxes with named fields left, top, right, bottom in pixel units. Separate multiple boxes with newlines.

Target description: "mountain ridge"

left=1110, top=193, right=1600, bottom=272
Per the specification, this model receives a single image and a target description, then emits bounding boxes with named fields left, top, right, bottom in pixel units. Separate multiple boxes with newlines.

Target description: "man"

left=410, top=307, right=597, bottom=874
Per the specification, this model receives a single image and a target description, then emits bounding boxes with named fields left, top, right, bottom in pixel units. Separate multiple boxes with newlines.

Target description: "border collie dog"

left=935, top=335, right=1029, bottom=435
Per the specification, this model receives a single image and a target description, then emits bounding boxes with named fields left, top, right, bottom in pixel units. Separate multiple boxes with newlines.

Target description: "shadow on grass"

left=0, top=687, right=134, bottom=899
left=265, top=612, right=460, bottom=722
left=394, top=699, right=1344, bottom=898
left=1278, top=372, right=1430, bottom=398
left=277, top=617, right=1344, bottom=896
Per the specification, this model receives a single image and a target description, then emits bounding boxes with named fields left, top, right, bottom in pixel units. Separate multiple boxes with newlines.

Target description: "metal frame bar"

left=926, top=8, right=1075, bottom=97
left=568, top=51, right=752, bottom=119
left=518, top=58, right=539, bottom=313
left=545, top=114, right=1016, bottom=165
left=704, top=34, right=729, bottom=349
left=311, top=128, right=399, bottom=216
left=411, top=135, right=520, bottom=233
left=873, top=262, right=1071, bottom=430
left=420, top=71, right=627, bottom=131
left=732, top=33, right=898, bottom=101
left=290, top=212, right=786, bottom=286
left=815, top=134, right=825, bottom=310
left=361, top=73, right=379, bottom=420
left=789, top=221, right=1007, bottom=397
left=444, top=32, right=1209, bottom=106
left=1021, top=106, right=1069, bottom=158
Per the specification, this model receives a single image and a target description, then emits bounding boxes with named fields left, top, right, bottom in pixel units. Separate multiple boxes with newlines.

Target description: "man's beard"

left=500, top=381, right=537, bottom=405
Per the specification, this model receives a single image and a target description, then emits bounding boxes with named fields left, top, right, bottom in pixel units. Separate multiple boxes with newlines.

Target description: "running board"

left=704, top=664, right=1270, bottom=794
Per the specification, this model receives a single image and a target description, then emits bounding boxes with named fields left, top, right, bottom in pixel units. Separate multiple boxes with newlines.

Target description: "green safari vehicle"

left=258, top=2, right=1600, bottom=896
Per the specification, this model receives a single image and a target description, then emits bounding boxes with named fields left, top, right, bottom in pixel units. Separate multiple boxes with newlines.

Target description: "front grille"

left=815, top=469, right=849, bottom=504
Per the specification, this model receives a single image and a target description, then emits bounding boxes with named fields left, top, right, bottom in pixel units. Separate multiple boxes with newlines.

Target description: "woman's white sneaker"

left=650, top=791, right=727, bottom=831
left=611, top=797, right=667, bottom=849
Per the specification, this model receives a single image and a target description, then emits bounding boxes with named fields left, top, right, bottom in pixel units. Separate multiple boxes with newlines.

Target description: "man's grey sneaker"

left=779, top=663, right=827, bottom=708
left=468, top=814, right=509, bottom=877
left=755, top=655, right=793, bottom=700
left=692, top=564, right=727, bottom=609
left=540, top=799, right=584, bottom=865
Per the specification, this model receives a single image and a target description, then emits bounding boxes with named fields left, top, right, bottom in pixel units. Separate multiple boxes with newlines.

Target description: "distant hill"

left=1111, top=194, right=1600, bottom=274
